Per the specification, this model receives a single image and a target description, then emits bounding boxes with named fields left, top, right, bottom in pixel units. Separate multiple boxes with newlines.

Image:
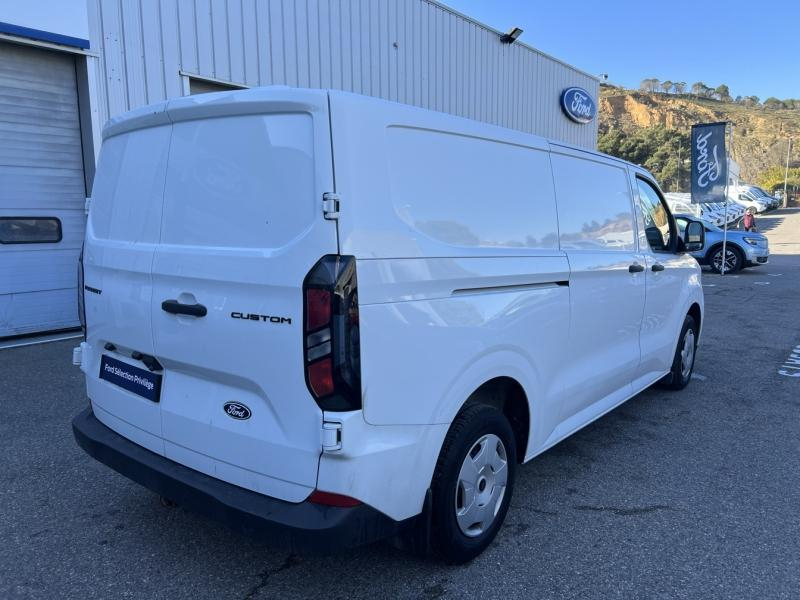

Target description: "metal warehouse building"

left=0, top=0, right=599, bottom=338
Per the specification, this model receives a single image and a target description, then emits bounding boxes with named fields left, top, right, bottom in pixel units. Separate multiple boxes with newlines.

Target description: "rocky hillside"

left=599, top=88, right=800, bottom=183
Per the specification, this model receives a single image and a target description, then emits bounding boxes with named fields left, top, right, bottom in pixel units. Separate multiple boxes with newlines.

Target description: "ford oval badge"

left=223, top=402, right=252, bottom=420
left=560, top=87, right=596, bottom=124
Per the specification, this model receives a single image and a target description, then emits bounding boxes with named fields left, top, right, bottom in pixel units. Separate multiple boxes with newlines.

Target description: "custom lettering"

left=231, top=312, right=292, bottom=325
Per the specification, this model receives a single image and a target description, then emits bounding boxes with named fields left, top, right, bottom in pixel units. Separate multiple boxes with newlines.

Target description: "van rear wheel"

left=430, top=404, right=516, bottom=564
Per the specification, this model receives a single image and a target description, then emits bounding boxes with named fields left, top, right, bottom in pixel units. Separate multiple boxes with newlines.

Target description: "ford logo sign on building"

left=223, top=402, right=252, bottom=420
left=560, top=87, right=596, bottom=124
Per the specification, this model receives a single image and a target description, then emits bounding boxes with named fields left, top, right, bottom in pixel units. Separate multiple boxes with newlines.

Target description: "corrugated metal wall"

left=88, top=0, right=598, bottom=148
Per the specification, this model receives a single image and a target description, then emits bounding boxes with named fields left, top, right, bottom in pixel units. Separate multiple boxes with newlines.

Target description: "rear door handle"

left=628, top=263, right=645, bottom=273
left=161, top=299, right=207, bottom=317
left=651, top=263, right=665, bottom=272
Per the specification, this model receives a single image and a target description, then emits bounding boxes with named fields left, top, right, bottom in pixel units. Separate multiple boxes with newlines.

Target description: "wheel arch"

left=458, top=376, right=531, bottom=464
left=705, top=240, right=744, bottom=264
left=688, top=302, right=702, bottom=337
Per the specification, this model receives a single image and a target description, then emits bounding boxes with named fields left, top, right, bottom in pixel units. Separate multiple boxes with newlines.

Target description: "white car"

left=733, top=191, right=768, bottom=213
left=743, top=185, right=780, bottom=209
left=707, top=201, right=742, bottom=225
left=72, top=87, right=706, bottom=563
left=666, top=198, right=724, bottom=227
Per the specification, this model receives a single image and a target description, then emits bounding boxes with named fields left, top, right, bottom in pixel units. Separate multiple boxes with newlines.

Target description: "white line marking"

left=703, top=284, right=717, bottom=287
left=753, top=282, right=771, bottom=286
left=778, top=345, right=800, bottom=378
left=768, top=273, right=783, bottom=277
left=691, top=373, right=707, bottom=381
left=0, top=332, right=83, bottom=350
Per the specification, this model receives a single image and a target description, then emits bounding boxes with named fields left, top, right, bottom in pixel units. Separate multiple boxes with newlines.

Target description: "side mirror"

left=683, top=220, right=705, bottom=252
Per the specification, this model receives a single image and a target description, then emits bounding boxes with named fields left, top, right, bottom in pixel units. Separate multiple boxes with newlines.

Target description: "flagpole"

left=720, top=123, right=733, bottom=275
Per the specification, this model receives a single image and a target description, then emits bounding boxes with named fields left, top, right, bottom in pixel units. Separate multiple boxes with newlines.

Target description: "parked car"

left=745, top=185, right=780, bottom=209
left=709, top=201, right=744, bottom=225
left=674, top=214, right=769, bottom=273
left=733, top=190, right=769, bottom=213
left=666, top=198, right=724, bottom=227
left=71, top=87, right=706, bottom=563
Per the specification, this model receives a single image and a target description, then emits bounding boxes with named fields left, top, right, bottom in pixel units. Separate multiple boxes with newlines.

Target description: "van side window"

left=387, top=127, right=559, bottom=250
left=550, top=153, right=636, bottom=251
left=636, top=178, right=673, bottom=252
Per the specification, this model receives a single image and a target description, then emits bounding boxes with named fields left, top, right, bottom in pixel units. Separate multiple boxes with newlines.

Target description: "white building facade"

left=0, top=0, right=599, bottom=337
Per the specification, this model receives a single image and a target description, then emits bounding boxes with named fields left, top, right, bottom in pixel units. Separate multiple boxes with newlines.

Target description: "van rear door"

left=150, top=90, right=336, bottom=502
left=83, top=107, right=171, bottom=455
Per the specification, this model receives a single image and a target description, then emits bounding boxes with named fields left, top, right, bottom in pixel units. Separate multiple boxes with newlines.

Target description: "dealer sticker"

left=99, top=355, right=162, bottom=402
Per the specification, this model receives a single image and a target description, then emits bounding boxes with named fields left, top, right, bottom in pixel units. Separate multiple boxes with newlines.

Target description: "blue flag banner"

left=691, top=122, right=728, bottom=203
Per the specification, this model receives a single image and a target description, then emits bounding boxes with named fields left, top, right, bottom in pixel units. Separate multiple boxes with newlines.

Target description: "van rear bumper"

left=72, top=407, right=409, bottom=553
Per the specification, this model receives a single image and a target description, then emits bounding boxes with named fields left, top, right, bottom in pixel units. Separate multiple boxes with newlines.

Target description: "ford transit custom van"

left=72, top=87, right=706, bottom=563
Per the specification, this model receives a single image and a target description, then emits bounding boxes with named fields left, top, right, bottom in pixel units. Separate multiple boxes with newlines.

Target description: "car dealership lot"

left=2, top=209, right=799, bottom=600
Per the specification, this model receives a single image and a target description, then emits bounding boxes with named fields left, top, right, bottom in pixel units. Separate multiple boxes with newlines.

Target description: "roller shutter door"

left=0, top=42, right=85, bottom=337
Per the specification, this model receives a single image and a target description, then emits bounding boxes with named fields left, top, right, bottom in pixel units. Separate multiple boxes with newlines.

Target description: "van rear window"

left=160, top=113, right=316, bottom=249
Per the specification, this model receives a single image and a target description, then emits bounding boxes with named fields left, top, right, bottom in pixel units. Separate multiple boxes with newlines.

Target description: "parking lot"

left=2, top=208, right=799, bottom=600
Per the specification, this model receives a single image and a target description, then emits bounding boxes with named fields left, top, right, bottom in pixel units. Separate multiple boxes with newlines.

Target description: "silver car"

left=675, top=214, right=769, bottom=273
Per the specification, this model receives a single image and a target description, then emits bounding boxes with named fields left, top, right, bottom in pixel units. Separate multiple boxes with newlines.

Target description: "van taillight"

left=303, top=255, right=361, bottom=411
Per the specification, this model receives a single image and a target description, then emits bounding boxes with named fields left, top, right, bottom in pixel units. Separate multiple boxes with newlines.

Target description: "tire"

left=658, top=315, right=698, bottom=390
left=708, top=245, right=743, bottom=274
left=430, top=403, right=516, bottom=564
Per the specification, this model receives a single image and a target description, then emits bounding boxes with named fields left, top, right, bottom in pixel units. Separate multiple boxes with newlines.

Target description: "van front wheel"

left=430, top=404, right=516, bottom=564
left=659, top=315, right=698, bottom=390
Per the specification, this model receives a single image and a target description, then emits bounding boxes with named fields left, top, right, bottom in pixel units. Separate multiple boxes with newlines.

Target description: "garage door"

left=0, top=42, right=85, bottom=337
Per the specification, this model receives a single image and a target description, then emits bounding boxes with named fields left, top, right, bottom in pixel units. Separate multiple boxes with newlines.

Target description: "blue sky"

left=442, top=0, right=800, bottom=100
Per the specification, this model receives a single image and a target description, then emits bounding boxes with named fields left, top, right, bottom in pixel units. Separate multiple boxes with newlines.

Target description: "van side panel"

left=357, top=257, right=569, bottom=431
left=329, top=92, right=571, bottom=456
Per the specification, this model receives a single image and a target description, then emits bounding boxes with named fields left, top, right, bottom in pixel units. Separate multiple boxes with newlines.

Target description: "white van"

left=72, top=87, right=706, bottom=563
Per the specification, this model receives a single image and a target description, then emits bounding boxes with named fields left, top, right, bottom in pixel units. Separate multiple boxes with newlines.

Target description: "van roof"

left=102, top=86, right=652, bottom=179
left=102, top=86, right=330, bottom=140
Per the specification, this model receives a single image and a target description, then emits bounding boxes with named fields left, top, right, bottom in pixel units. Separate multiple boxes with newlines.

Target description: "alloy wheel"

left=712, top=248, right=739, bottom=272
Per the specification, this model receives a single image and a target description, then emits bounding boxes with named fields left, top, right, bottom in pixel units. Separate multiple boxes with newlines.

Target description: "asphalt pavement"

left=2, top=209, right=799, bottom=599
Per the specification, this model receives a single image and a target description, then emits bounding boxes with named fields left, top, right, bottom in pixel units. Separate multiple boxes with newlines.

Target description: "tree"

left=714, top=84, right=732, bottom=102
left=639, top=78, right=660, bottom=93
left=598, top=126, right=691, bottom=192
left=661, top=80, right=674, bottom=94
left=673, top=81, right=686, bottom=95
left=758, top=166, right=800, bottom=191
left=691, top=81, right=711, bottom=97
left=764, top=97, right=785, bottom=109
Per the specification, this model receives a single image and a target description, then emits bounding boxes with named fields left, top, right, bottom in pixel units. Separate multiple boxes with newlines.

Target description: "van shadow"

left=105, top=388, right=682, bottom=597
